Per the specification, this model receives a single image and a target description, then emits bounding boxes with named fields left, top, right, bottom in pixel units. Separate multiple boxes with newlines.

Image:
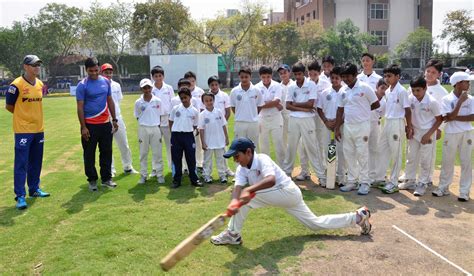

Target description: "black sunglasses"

left=28, top=63, right=41, bottom=67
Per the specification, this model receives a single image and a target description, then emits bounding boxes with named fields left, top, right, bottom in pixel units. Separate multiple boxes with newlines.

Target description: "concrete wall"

left=388, top=0, right=416, bottom=52
left=334, top=0, right=367, bottom=32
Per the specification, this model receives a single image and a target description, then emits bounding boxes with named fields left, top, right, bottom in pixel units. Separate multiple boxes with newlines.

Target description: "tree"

left=298, top=21, right=324, bottom=59
left=185, top=3, right=264, bottom=87
left=321, top=19, right=374, bottom=64
left=0, top=22, right=35, bottom=77
left=131, top=1, right=190, bottom=54
left=441, top=9, right=474, bottom=55
left=394, top=27, right=433, bottom=68
left=82, top=0, right=132, bottom=83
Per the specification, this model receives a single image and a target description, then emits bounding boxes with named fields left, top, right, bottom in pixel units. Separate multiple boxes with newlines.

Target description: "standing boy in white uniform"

left=317, top=67, right=346, bottom=185
left=277, top=64, right=294, bottom=148
left=185, top=71, right=205, bottom=171
left=402, top=76, right=442, bottom=196
left=210, top=137, right=372, bottom=245
left=336, top=63, right=380, bottom=195
left=151, top=65, right=174, bottom=172
left=230, top=66, right=264, bottom=148
left=198, top=92, right=229, bottom=184
left=432, top=72, right=474, bottom=202
left=255, top=65, right=285, bottom=167
left=134, top=79, right=164, bottom=184
left=101, top=63, right=137, bottom=176
left=320, top=55, right=335, bottom=83
left=284, top=62, right=326, bottom=186
left=208, top=75, right=234, bottom=177
left=375, top=64, right=413, bottom=194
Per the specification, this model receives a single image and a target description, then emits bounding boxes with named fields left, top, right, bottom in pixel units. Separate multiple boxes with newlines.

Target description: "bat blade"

left=160, top=214, right=227, bottom=271
left=326, top=132, right=337, bottom=190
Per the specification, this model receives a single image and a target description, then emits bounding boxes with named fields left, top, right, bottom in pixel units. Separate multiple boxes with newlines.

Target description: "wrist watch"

left=112, top=118, right=118, bottom=123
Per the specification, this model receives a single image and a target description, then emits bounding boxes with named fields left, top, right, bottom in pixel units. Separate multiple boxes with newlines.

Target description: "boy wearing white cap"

left=210, top=137, right=372, bottom=245
left=432, top=72, right=474, bottom=202
left=134, top=79, right=164, bottom=184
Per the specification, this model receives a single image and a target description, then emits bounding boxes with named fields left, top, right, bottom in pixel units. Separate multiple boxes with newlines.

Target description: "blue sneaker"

left=30, top=188, right=50, bottom=198
left=16, top=196, right=27, bottom=210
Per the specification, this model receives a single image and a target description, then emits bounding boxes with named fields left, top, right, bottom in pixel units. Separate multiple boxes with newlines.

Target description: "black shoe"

left=171, top=181, right=181, bottom=189
left=191, top=180, right=204, bottom=187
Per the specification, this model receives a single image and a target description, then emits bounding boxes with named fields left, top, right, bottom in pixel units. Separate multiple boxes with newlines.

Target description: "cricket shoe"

left=295, top=172, right=310, bottom=181
left=432, top=188, right=449, bottom=197
left=30, top=188, right=50, bottom=197
left=398, top=180, right=417, bottom=190
left=102, top=180, right=117, bottom=189
left=371, top=180, right=386, bottom=189
left=220, top=177, right=228, bottom=184
left=340, top=182, right=357, bottom=192
left=413, top=183, right=428, bottom=197
left=210, top=230, right=242, bottom=245
left=16, top=196, right=27, bottom=210
left=157, top=176, right=165, bottom=184
left=356, top=206, right=372, bottom=235
left=357, top=183, right=370, bottom=195
left=203, top=176, right=213, bottom=184
left=138, top=175, right=147, bottom=185
left=381, top=182, right=399, bottom=194
left=149, top=170, right=158, bottom=178
left=89, top=181, right=98, bottom=192
left=124, top=168, right=139, bottom=174
left=458, top=194, right=470, bottom=202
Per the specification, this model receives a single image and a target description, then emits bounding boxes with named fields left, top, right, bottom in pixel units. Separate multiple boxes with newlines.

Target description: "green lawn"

left=0, top=89, right=469, bottom=274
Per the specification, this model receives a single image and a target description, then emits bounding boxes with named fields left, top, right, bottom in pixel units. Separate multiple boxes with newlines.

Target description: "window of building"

left=370, top=30, right=388, bottom=46
left=296, top=18, right=299, bottom=26
left=313, top=10, right=316, bottom=19
left=307, top=13, right=310, bottom=19
left=370, top=3, right=389, bottom=20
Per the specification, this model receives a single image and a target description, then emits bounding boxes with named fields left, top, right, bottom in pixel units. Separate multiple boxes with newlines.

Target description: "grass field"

left=0, top=88, right=471, bottom=274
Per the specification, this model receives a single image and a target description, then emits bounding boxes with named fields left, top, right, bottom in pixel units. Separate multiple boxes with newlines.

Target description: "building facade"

left=283, top=0, right=433, bottom=54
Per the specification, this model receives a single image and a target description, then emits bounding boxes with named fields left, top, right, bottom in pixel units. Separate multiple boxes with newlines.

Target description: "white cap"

left=140, top=78, right=153, bottom=88
left=450, top=71, right=474, bottom=86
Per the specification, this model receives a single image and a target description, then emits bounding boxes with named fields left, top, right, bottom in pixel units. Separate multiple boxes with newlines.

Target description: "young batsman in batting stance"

left=210, top=137, right=372, bottom=245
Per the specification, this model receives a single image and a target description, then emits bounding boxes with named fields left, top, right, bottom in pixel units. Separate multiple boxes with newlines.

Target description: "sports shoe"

left=191, top=180, right=204, bottom=187
left=111, top=170, right=116, bottom=178
left=197, top=167, right=204, bottom=174
left=16, top=196, right=27, bottom=210
left=171, top=180, right=181, bottom=189
left=340, top=183, right=357, bottom=192
left=157, top=176, right=165, bottom=184
left=226, top=169, right=235, bottom=177
left=413, top=183, right=428, bottom=197
left=183, top=169, right=189, bottom=175
left=124, top=168, right=139, bottom=174
left=356, top=206, right=372, bottom=235
left=398, top=174, right=406, bottom=183
left=220, top=177, right=228, bottom=184
left=319, top=178, right=327, bottom=188
left=458, top=194, right=470, bottom=202
left=432, top=188, right=449, bottom=197
left=138, top=175, right=146, bottom=185
left=372, top=180, right=386, bottom=189
left=357, top=183, right=370, bottom=195
left=210, top=230, right=242, bottom=245
left=30, top=188, right=50, bottom=197
left=102, top=180, right=117, bottom=188
left=149, top=170, right=158, bottom=178
left=381, top=182, right=399, bottom=194
left=203, top=176, right=213, bottom=184
left=89, top=181, right=98, bottom=192
left=398, top=180, right=417, bottom=190
left=295, top=171, right=310, bottom=181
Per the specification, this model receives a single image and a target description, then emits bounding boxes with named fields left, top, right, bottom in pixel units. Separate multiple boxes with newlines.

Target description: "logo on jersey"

left=468, top=139, right=472, bottom=145
left=8, top=86, right=16, bottom=94
left=19, top=138, right=28, bottom=146
left=175, top=111, right=181, bottom=117
left=393, top=134, right=398, bottom=141
left=341, top=93, right=346, bottom=99
left=326, top=94, right=332, bottom=101
left=204, top=118, right=210, bottom=124
left=22, top=97, right=42, bottom=103
left=237, top=95, right=242, bottom=101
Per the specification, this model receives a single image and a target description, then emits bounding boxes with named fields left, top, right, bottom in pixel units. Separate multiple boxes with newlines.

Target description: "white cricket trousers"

left=138, top=125, right=163, bottom=177
left=112, top=117, right=133, bottom=171
left=282, top=111, right=290, bottom=148
left=228, top=183, right=357, bottom=234
left=284, top=117, right=325, bottom=181
left=404, top=128, right=435, bottom=184
left=368, top=120, right=382, bottom=181
left=203, top=148, right=226, bottom=178
left=234, top=121, right=259, bottom=150
left=321, top=124, right=346, bottom=183
left=259, top=114, right=285, bottom=167
left=343, top=121, right=371, bottom=185
left=160, top=115, right=172, bottom=169
left=315, top=116, right=326, bottom=169
left=438, top=131, right=473, bottom=196
left=375, top=118, right=405, bottom=184
left=195, top=134, right=204, bottom=168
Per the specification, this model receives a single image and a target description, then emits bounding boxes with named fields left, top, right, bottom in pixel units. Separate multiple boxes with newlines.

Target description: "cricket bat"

left=326, top=131, right=337, bottom=189
left=160, top=193, right=256, bottom=271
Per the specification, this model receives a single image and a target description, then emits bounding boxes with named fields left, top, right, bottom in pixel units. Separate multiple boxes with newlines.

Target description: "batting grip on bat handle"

left=225, top=192, right=256, bottom=217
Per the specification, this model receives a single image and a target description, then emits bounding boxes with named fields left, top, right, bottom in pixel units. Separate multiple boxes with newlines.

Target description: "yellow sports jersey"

left=7, top=76, right=44, bottom=133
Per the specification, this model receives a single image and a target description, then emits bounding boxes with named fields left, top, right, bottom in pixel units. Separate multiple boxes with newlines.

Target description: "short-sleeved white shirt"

left=152, top=82, right=174, bottom=115
left=110, top=80, right=123, bottom=117
left=286, top=78, right=318, bottom=118
left=230, top=83, right=264, bottom=122
left=211, top=90, right=231, bottom=118
left=198, top=107, right=227, bottom=149
left=441, top=92, right=474, bottom=134
left=134, top=95, right=162, bottom=127
left=313, top=78, right=331, bottom=108
left=372, top=97, right=386, bottom=122
left=171, top=95, right=200, bottom=111
left=409, top=93, right=441, bottom=130
left=169, top=104, right=199, bottom=132
left=385, top=82, right=410, bottom=119
left=234, top=153, right=293, bottom=188
left=280, top=79, right=295, bottom=113
left=337, top=79, right=378, bottom=124
left=320, top=73, right=331, bottom=84
left=357, top=71, right=382, bottom=91
left=318, top=87, right=343, bottom=120
left=255, top=80, right=283, bottom=117
left=191, top=86, right=205, bottom=110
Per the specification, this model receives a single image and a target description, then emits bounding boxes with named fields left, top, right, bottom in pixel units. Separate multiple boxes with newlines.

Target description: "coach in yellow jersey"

left=5, top=55, right=50, bottom=210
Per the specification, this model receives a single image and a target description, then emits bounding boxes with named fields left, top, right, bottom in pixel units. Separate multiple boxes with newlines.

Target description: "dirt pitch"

left=275, top=167, right=474, bottom=276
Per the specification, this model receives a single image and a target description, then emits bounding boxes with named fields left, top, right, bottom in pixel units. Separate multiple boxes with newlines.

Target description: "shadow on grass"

left=0, top=198, right=37, bottom=227
left=127, top=173, right=168, bottom=202
left=225, top=234, right=373, bottom=274
left=61, top=183, right=111, bottom=214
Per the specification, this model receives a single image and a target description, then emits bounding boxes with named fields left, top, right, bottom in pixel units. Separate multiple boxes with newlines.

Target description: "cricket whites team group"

left=5, top=53, right=473, bottom=244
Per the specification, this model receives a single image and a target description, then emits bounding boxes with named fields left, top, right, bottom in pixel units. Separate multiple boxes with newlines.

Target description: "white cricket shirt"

left=255, top=80, right=283, bottom=117
left=337, top=79, right=378, bottom=124
left=230, top=83, right=264, bottom=122
left=441, top=93, right=474, bottom=134
left=385, top=82, right=410, bottom=119
left=198, top=107, right=227, bottom=149
left=234, top=153, right=293, bottom=188
left=169, top=104, right=199, bottom=132
left=134, top=95, right=162, bottom=127
left=286, top=78, right=318, bottom=118
left=409, top=93, right=441, bottom=130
